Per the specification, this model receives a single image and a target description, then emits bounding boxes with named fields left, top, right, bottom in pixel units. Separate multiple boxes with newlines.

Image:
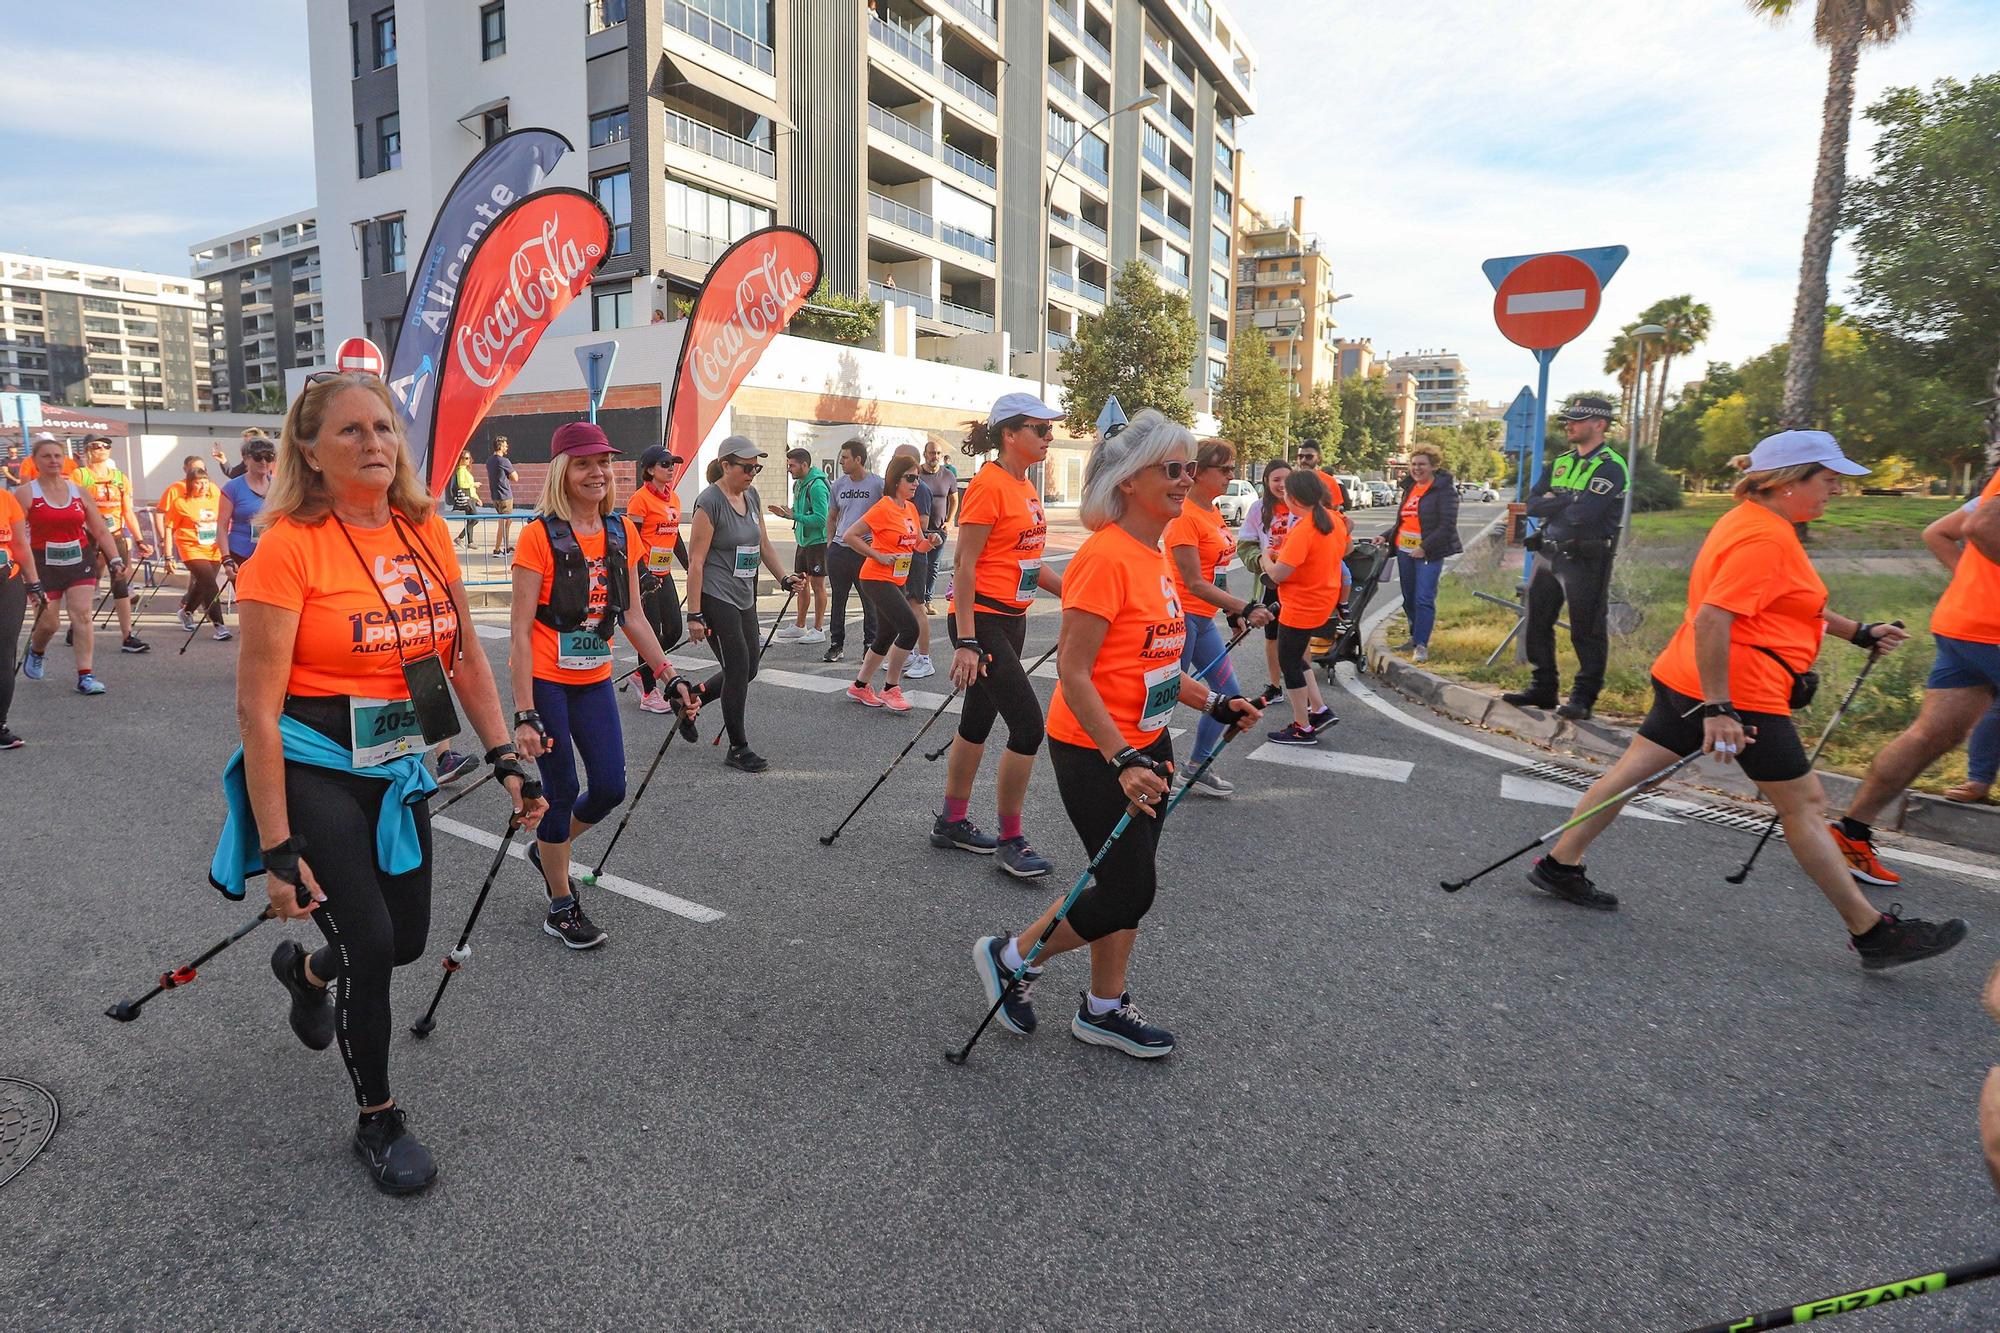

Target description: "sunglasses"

left=1203, top=462, right=1238, bottom=476
left=1012, top=421, right=1054, bottom=439
left=1152, top=461, right=1193, bottom=481
left=728, top=458, right=764, bottom=474
left=247, top=449, right=277, bottom=461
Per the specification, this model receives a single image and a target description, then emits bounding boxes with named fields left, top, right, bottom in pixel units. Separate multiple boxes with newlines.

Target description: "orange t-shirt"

left=158, top=483, right=223, bottom=562
left=0, top=489, right=23, bottom=573
left=1652, top=500, right=1827, bottom=713
left=1047, top=523, right=1188, bottom=751
left=1396, top=480, right=1430, bottom=554
left=1275, top=508, right=1349, bottom=629
left=856, top=496, right=924, bottom=586
left=1932, top=469, right=2000, bottom=645
left=1319, top=468, right=1347, bottom=510
left=626, top=484, right=681, bottom=576
left=236, top=511, right=463, bottom=700
left=953, top=462, right=1048, bottom=614
left=513, top=515, right=644, bottom=685
left=1164, top=500, right=1233, bottom=620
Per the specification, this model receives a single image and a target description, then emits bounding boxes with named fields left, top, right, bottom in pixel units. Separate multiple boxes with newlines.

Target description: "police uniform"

left=1516, top=401, right=1627, bottom=713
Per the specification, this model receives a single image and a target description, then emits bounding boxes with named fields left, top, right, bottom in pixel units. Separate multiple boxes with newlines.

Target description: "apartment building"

left=189, top=211, right=326, bottom=412
left=1385, top=349, right=1469, bottom=430
left=0, top=253, right=210, bottom=411
left=305, top=0, right=1257, bottom=414
left=1232, top=194, right=1338, bottom=403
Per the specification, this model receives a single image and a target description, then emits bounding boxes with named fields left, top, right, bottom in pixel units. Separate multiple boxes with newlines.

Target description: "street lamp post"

left=1618, top=322, right=1666, bottom=543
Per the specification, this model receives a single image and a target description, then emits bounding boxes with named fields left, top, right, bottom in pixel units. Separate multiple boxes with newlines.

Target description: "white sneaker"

left=638, top=687, right=672, bottom=714
left=178, top=607, right=197, bottom=632
left=797, top=627, right=827, bottom=644
left=212, top=626, right=233, bottom=641
left=905, top=653, right=936, bottom=679
left=774, top=624, right=805, bottom=642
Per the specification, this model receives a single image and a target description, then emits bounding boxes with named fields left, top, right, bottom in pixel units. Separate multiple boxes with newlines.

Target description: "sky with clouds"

left=2, top=0, right=1996, bottom=406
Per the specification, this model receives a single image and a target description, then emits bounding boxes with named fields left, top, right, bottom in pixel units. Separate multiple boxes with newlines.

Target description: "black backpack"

left=531, top=514, right=630, bottom=642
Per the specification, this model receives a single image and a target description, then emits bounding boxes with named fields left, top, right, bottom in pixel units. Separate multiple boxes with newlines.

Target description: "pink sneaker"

left=638, top=687, right=672, bottom=714
left=880, top=685, right=911, bottom=713
left=846, top=682, right=884, bottom=708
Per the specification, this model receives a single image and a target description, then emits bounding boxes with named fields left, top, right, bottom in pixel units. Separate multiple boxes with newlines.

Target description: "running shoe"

left=1267, top=722, right=1317, bottom=746
left=846, top=682, right=884, bottom=708
left=995, top=836, right=1051, bottom=878
left=1070, top=992, right=1175, bottom=1059
left=973, top=934, right=1040, bottom=1036
left=1390, top=639, right=1417, bottom=654
left=212, top=626, right=233, bottom=641
left=433, top=748, right=476, bottom=785
left=545, top=898, right=608, bottom=949
left=1555, top=699, right=1593, bottom=722
left=725, top=744, right=770, bottom=773
left=638, top=687, right=672, bottom=714
left=1307, top=706, right=1337, bottom=734
left=821, top=645, right=844, bottom=663
left=1502, top=686, right=1559, bottom=710
left=120, top=634, right=150, bottom=653
left=880, top=685, right=911, bottom=713
left=178, top=607, right=198, bottom=632
left=774, top=624, right=805, bottom=642
left=1179, top=767, right=1235, bottom=798
left=905, top=653, right=936, bottom=679
left=75, top=673, right=107, bottom=696
left=1527, top=856, right=1618, bottom=911
left=0, top=728, right=23, bottom=750
left=22, top=650, right=44, bottom=680
left=353, top=1105, right=437, bottom=1195
left=1829, top=823, right=1901, bottom=887
left=1264, top=681, right=1284, bottom=701
left=1850, top=906, right=1969, bottom=971
left=270, top=939, right=335, bottom=1051
left=930, top=814, right=998, bottom=854
left=1412, top=644, right=1430, bottom=664
left=798, top=627, right=827, bottom=644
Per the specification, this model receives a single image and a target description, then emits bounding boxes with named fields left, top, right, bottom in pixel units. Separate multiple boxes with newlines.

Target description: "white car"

left=1460, top=482, right=1499, bottom=502
left=1217, top=478, right=1257, bottom=524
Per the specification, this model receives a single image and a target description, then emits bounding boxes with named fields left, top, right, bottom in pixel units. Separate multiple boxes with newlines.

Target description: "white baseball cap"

left=1745, top=429, right=1870, bottom=477
left=988, top=392, right=1063, bottom=425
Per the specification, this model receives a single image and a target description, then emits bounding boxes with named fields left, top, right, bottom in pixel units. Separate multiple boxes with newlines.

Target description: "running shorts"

left=1636, top=677, right=1810, bottom=784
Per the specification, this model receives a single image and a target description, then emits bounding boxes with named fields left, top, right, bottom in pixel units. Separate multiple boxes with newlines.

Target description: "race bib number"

left=0, top=548, right=11, bottom=574
left=557, top=629, right=613, bottom=672
left=733, top=544, right=759, bottom=579
left=1014, top=559, right=1041, bottom=600
left=645, top=545, right=675, bottom=574
left=891, top=553, right=913, bottom=580
left=1397, top=529, right=1424, bottom=553
left=349, top=696, right=424, bottom=768
left=1139, top=662, right=1180, bottom=735
left=196, top=521, right=219, bottom=547
left=42, top=539, right=82, bottom=568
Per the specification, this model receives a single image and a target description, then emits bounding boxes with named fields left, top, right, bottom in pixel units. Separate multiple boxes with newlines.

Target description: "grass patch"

left=1631, top=494, right=1956, bottom=551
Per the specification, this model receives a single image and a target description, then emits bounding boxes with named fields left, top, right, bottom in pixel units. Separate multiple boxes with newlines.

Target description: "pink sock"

left=998, top=814, right=1023, bottom=841
left=942, top=797, right=970, bottom=824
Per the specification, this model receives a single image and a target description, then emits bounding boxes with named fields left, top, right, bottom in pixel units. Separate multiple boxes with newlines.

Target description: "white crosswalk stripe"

left=1499, top=773, right=1676, bottom=824
left=1245, top=743, right=1413, bottom=783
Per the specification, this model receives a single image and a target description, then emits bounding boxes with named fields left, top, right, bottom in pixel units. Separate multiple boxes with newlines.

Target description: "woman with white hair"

left=971, top=409, right=1263, bottom=1060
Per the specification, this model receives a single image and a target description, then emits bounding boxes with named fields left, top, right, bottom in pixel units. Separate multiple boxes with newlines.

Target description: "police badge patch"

left=1588, top=476, right=1615, bottom=495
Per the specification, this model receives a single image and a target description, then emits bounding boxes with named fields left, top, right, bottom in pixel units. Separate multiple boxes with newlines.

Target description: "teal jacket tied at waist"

left=208, top=714, right=439, bottom=899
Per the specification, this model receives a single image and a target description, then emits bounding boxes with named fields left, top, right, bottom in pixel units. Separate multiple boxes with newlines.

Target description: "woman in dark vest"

left=1378, top=441, right=1461, bottom=663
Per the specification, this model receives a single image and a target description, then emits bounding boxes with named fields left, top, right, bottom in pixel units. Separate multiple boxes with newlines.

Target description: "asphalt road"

left=5, top=500, right=2000, bottom=1330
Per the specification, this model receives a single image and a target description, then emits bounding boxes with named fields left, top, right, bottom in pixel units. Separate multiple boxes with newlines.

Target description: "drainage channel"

left=1515, top=760, right=1781, bottom=837
left=0, top=1077, right=59, bottom=1190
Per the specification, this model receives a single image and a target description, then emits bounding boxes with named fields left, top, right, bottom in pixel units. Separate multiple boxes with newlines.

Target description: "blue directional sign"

left=1501, top=387, right=1537, bottom=456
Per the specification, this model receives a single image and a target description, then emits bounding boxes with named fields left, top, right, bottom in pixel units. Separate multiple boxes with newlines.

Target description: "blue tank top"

left=221, top=474, right=266, bottom=559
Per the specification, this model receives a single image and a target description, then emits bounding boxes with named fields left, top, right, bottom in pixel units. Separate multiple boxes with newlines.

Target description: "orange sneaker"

left=880, top=685, right=911, bottom=713
left=1829, top=823, right=1901, bottom=886
left=846, top=682, right=884, bottom=708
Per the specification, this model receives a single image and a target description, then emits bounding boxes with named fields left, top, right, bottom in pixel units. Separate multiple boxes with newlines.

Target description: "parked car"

left=1364, top=480, right=1396, bottom=508
left=1334, top=473, right=1367, bottom=508
left=1216, top=478, right=1257, bottom=524
left=1458, top=482, right=1499, bottom=502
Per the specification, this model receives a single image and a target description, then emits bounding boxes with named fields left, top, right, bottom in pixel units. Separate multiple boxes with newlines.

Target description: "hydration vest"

left=532, top=515, right=630, bottom=641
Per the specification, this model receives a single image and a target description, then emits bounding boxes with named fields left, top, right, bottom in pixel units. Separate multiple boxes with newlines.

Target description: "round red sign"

left=1492, top=254, right=1602, bottom=351
left=335, top=337, right=385, bottom=376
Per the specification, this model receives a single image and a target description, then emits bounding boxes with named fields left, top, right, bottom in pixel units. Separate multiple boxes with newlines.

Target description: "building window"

left=593, top=287, right=633, bottom=331
left=1208, top=358, right=1226, bottom=391
left=381, top=316, right=403, bottom=358
left=665, top=178, right=773, bottom=262
left=1215, top=141, right=1233, bottom=174
left=378, top=113, right=401, bottom=171
left=1211, top=224, right=1229, bottom=262
left=1213, top=184, right=1232, bottom=217
left=480, top=2, right=506, bottom=59
left=483, top=107, right=510, bottom=146
left=350, top=22, right=362, bottom=77
left=1209, top=271, right=1227, bottom=305
left=355, top=123, right=367, bottom=176
left=379, top=217, right=407, bottom=274
left=593, top=171, right=632, bottom=255
left=588, top=108, right=631, bottom=147
left=372, top=8, right=397, bottom=68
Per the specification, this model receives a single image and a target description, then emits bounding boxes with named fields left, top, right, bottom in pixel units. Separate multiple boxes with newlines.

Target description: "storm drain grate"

left=0, top=1077, right=58, bottom=1190
left=1515, top=761, right=1781, bottom=837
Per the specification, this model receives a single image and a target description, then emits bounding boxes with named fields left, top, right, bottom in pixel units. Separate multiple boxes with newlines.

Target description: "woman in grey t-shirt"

left=685, top=437, right=803, bottom=772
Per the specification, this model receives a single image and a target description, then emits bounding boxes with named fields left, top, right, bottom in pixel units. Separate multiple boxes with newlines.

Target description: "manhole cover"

left=0, top=1077, right=58, bottom=1190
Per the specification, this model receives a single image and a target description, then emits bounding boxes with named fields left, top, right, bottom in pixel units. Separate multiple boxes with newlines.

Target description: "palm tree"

left=1749, top=0, right=1915, bottom=426
left=1642, top=296, right=1714, bottom=451
left=1603, top=324, right=1643, bottom=450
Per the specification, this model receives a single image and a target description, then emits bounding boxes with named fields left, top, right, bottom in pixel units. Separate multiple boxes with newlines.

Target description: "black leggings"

left=1050, top=734, right=1169, bottom=941
left=957, top=610, right=1044, bottom=756
left=826, top=545, right=877, bottom=652
left=635, top=573, right=684, bottom=694
left=108, top=532, right=134, bottom=600
left=182, top=558, right=224, bottom=624
left=697, top=594, right=760, bottom=747
left=1276, top=623, right=1324, bottom=690
left=0, top=574, right=23, bottom=727
left=859, top=578, right=919, bottom=655
left=287, top=760, right=433, bottom=1108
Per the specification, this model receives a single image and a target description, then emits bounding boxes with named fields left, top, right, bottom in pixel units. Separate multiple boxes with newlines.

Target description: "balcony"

left=666, top=109, right=776, bottom=177
left=868, top=103, right=933, bottom=155
left=1076, top=156, right=1108, bottom=186
left=937, top=0, right=998, bottom=40
left=1076, top=216, right=1109, bottom=248
left=869, top=192, right=934, bottom=237
left=586, top=0, right=628, bottom=33
left=1142, top=31, right=1171, bottom=71
left=1145, top=255, right=1189, bottom=289
left=1047, top=68, right=1105, bottom=123
left=1077, top=277, right=1106, bottom=304
left=664, top=0, right=773, bottom=75
left=666, top=226, right=730, bottom=264
left=869, top=15, right=933, bottom=73
left=1048, top=3, right=1111, bottom=68
left=939, top=142, right=996, bottom=189
left=1209, top=333, right=1228, bottom=355
left=1048, top=331, right=1074, bottom=352
left=941, top=63, right=997, bottom=114
left=1049, top=270, right=1074, bottom=292
left=937, top=298, right=994, bottom=332
left=1168, top=63, right=1195, bottom=96
left=1139, top=198, right=1190, bottom=243
left=870, top=280, right=933, bottom=318
left=940, top=224, right=995, bottom=261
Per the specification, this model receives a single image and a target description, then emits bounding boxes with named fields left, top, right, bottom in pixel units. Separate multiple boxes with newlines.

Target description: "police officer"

left=1504, top=395, right=1626, bottom=721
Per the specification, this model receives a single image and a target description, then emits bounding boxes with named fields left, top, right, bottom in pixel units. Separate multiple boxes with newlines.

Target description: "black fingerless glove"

left=1206, top=692, right=1246, bottom=725
left=488, top=751, right=543, bottom=800
left=512, top=709, right=548, bottom=743
left=1111, top=746, right=1166, bottom=775
left=1849, top=621, right=1880, bottom=649
left=262, top=835, right=312, bottom=908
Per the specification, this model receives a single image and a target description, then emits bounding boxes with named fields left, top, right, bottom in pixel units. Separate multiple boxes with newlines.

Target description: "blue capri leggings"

left=532, top=676, right=627, bottom=845
left=1180, top=612, right=1243, bottom=764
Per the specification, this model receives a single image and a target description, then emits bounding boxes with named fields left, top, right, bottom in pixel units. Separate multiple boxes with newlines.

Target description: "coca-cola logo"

left=453, top=213, right=602, bottom=389
left=688, top=250, right=816, bottom=400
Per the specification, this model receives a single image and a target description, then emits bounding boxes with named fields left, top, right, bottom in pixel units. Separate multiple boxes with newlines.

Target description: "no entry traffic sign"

left=1492, top=253, right=1601, bottom=351
left=335, top=336, right=385, bottom=376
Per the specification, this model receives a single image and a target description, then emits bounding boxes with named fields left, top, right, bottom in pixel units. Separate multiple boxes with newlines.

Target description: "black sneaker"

left=0, top=728, right=21, bottom=751
left=1264, top=681, right=1284, bottom=701
left=1527, top=856, right=1619, bottom=911
left=544, top=897, right=608, bottom=949
left=1307, top=705, right=1337, bottom=735
left=973, top=934, right=1040, bottom=1035
left=1555, top=699, right=1594, bottom=721
left=725, top=744, right=770, bottom=773
left=120, top=634, right=150, bottom=653
left=353, top=1105, right=437, bottom=1195
left=270, top=939, right=334, bottom=1051
left=1851, top=906, right=1969, bottom=971
left=931, top=814, right=998, bottom=854
left=1502, top=687, right=1559, bottom=710
left=1069, top=991, right=1175, bottom=1059
left=821, top=645, right=844, bottom=663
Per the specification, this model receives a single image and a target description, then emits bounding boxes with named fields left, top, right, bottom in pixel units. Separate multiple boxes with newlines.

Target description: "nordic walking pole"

left=1679, top=1249, right=2000, bottom=1332
left=925, top=640, right=1060, bottom=763
left=434, top=769, right=495, bottom=814
left=409, top=802, right=536, bottom=1039
left=945, top=686, right=1275, bottom=1065
left=1724, top=631, right=1898, bottom=885
left=708, top=584, right=797, bottom=746
left=578, top=689, right=699, bottom=885
left=105, top=881, right=311, bottom=1022
left=1441, top=749, right=1708, bottom=893
left=1191, top=619, right=1258, bottom=682
left=822, top=660, right=989, bottom=846
left=615, top=632, right=688, bottom=692
left=178, top=574, right=235, bottom=655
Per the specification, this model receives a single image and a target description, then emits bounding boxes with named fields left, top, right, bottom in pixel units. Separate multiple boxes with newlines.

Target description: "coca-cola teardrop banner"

left=665, top=227, right=823, bottom=471
left=424, top=186, right=610, bottom=495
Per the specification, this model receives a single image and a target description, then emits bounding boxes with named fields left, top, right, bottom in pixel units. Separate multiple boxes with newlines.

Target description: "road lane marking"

left=1501, top=773, right=1675, bottom=823
left=1246, top=743, right=1413, bottom=783
left=430, top=816, right=725, bottom=923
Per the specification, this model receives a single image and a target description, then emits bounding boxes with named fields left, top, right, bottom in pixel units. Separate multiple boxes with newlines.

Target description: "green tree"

left=1748, top=0, right=1916, bottom=426
left=1697, top=391, right=1758, bottom=476
left=1639, top=294, right=1714, bottom=451
left=1290, top=380, right=1343, bottom=458
left=1057, top=259, right=1198, bottom=432
left=1336, top=375, right=1398, bottom=470
left=1656, top=361, right=1743, bottom=475
left=1215, top=327, right=1293, bottom=461
left=795, top=282, right=880, bottom=346
left=1844, top=73, right=2000, bottom=468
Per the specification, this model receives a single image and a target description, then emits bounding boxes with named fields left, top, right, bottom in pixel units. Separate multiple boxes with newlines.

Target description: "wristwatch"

left=1698, top=701, right=1740, bottom=721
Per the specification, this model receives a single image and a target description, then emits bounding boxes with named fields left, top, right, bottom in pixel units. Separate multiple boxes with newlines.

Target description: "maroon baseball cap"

left=550, top=421, right=620, bottom=459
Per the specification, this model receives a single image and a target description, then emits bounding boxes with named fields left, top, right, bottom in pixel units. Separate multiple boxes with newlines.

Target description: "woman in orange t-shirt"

left=839, top=453, right=937, bottom=712
left=158, top=462, right=229, bottom=638
left=232, top=371, right=545, bottom=1194
left=1264, top=468, right=1347, bottom=743
left=510, top=422, right=695, bottom=950
left=625, top=443, right=688, bottom=713
left=971, top=409, right=1262, bottom=1061
left=1519, top=432, right=1964, bottom=972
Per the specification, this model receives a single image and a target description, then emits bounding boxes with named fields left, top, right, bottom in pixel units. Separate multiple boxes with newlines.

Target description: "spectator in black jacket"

left=1379, top=442, right=1460, bottom=662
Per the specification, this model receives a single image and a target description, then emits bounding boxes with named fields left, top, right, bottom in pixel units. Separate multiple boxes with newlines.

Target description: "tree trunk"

left=1780, top=28, right=1862, bottom=427
left=1619, top=364, right=1638, bottom=451
left=1648, top=350, right=1676, bottom=453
